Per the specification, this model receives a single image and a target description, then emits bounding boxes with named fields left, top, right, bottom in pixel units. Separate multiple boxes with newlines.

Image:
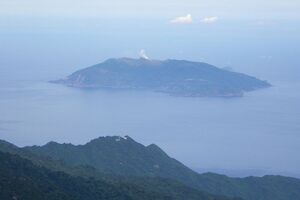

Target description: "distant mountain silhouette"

left=52, top=58, right=271, bottom=97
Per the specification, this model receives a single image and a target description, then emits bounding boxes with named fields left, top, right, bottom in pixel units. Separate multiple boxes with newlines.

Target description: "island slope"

left=52, top=58, right=271, bottom=97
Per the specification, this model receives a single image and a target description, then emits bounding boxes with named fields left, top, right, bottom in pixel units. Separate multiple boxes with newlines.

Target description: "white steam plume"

left=139, top=49, right=150, bottom=60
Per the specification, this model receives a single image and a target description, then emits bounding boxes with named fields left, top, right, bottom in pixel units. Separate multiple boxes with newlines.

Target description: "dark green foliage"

left=24, top=136, right=197, bottom=179
left=0, top=151, right=217, bottom=200
left=21, top=136, right=300, bottom=200
left=2, top=136, right=300, bottom=200
left=195, top=173, right=300, bottom=200
left=0, top=140, right=236, bottom=200
left=52, top=58, right=271, bottom=97
left=0, top=151, right=135, bottom=200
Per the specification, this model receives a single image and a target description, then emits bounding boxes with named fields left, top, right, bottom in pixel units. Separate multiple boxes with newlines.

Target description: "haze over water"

left=1, top=0, right=300, bottom=178
left=0, top=71, right=300, bottom=178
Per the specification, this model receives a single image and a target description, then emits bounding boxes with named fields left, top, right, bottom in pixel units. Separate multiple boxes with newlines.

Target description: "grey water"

left=0, top=76, right=300, bottom=178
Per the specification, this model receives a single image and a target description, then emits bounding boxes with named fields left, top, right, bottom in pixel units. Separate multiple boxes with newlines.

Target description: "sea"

left=0, top=71, right=299, bottom=178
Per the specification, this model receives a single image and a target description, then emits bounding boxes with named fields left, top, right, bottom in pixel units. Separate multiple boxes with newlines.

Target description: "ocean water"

left=0, top=78, right=299, bottom=177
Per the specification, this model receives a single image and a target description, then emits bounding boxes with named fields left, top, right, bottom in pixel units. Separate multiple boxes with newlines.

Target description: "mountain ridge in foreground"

left=1, top=151, right=240, bottom=200
left=0, top=138, right=241, bottom=200
left=1, top=136, right=298, bottom=200
left=52, top=58, right=271, bottom=97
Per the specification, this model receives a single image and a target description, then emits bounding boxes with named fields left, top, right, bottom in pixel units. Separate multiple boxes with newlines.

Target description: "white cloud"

left=170, top=14, right=193, bottom=24
left=139, top=49, right=150, bottom=60
left=201, top=16, right=218, bottom=24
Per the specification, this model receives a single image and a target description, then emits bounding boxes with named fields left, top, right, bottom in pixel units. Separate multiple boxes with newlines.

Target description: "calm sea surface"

left=0, top=78, right=299, bottom=177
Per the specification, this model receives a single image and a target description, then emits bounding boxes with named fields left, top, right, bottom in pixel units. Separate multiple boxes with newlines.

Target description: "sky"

left=1, top=0, right=300, bottom=19
left=0, top=0, right=300, bottom=81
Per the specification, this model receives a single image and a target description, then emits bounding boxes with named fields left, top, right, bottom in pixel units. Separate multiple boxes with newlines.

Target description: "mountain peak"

left=104, top=57, right=162, bottom=66
left=23, top=135, right=191, bottom=177
left=87, top=135, right=134, bottom=145
left=1, top=137, right=300, bottom=200
left=52, top=57, right=271, bottom=97
left=45, top=141, right=60, bottom=146
left=146, top=143, right=168, bottom=157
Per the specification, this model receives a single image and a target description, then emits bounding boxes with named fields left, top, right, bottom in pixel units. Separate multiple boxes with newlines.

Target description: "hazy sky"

left=1, top=0, right=300, bottom=19
left=0, top=0, right=300, bottom=81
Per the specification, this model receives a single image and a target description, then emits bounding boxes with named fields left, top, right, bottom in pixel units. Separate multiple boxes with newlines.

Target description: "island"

left=52, top=58, right=271, bottom=97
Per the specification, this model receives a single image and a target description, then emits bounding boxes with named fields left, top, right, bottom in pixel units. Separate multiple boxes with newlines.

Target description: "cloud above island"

left=170, top=15, right=219, bottom=25
left=200, top=16, right=218, bottom=24
left=170, top=14, right=193, bottom=24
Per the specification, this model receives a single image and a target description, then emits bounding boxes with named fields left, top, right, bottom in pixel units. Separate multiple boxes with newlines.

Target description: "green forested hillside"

left=195, top=172, right=300, bottom=200
left=0, top=151, right=170, bottom=200
left=0, top=140, right=237, bottom=200
left=1, top=136, right=300, bottom=200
